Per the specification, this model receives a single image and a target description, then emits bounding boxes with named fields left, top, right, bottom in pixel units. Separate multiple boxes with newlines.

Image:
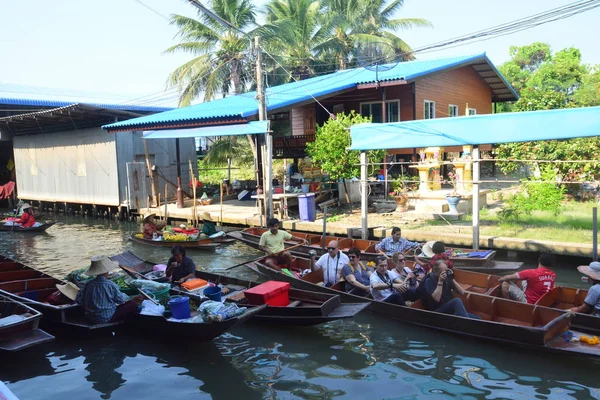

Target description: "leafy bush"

left=498, top=167, right=566, bottom=220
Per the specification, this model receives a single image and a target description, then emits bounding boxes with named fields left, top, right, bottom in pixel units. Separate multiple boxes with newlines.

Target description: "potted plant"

left=390, top=179, right=410, bottom=212
left=445, top=170, right=461, bottom=214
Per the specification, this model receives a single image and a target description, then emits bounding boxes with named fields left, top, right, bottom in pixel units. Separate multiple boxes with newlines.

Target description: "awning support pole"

left=472, top=145, right=480, bottom=250
left=175, top=138, right=184, bottom=208
left=361, top=151, right=368, bottom=240
left=256, top=36, right=273, bottom=219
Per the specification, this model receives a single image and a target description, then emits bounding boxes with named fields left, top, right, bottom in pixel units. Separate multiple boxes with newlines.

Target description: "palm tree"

left=164, top=0, right=256, bottom=104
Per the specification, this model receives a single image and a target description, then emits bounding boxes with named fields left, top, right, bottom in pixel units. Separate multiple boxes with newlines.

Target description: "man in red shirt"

left=498, top=253, right=556, bottom=304
left=15, top=203, right=36, bottom=228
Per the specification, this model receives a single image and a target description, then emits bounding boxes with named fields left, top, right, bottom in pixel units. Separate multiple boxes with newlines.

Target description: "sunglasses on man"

left=327, top=247, right=337, bottom=251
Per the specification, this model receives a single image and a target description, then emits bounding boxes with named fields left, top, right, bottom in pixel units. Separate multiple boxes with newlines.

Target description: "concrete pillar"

left=472, top=145, right=480, bottom=250
left=360, top=151, right=368, bottom=240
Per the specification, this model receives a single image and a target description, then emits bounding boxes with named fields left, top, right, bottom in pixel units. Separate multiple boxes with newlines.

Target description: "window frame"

left=424, top=100, right=435, bottom=119
left=448, top=104, right=459, bottom=117
left=467, top=108, right=477, bottom=116
left=359, top=100, right=401, bottom=123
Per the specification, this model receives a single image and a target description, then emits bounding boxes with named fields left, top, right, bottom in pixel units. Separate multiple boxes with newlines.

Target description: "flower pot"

left=445, top=195, right=461, bottom=214
left=394, top=194, right=409, bottom=212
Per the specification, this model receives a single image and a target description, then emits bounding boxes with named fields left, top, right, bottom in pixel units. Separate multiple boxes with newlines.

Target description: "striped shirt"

left=375, top=236, right=420, bottom=256
left=76, top=276, right=128, bottom=324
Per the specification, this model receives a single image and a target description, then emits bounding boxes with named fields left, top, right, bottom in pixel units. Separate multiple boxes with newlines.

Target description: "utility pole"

left=255, top=36, right=273, bottom=219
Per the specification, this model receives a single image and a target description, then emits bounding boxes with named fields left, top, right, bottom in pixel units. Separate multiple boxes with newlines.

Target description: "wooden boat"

left=250, top=256, right=600, bottom=358
left=128, top=234, right=223, bottom=250
left=110, top=251, right=370, bottom=326
left=1, top=212, right=47, bottom=220
left=0, top=221, right=56, bottom=232
left=0, top=290, right=54, bottom=351
left=228, top=228, right=522, bottom=271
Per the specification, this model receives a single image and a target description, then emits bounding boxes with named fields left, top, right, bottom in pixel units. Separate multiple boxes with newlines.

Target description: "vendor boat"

left=228, top=228, right=521, bottom=272
left=248, top=255, right=600, bottom=358
left=0, top=221, right=56, bottom=232
left=110, top=251, right=369, bottom=326
left=0, top=290, right=54, bottom=351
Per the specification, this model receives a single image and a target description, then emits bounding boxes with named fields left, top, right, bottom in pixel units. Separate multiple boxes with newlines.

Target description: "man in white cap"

left=571, top=261, right=600, bottom=316
left=76, top=256, right=138, bottom=324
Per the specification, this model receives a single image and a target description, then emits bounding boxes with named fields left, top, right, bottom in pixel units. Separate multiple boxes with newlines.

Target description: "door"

left=126, top=162, right=147, bottom=211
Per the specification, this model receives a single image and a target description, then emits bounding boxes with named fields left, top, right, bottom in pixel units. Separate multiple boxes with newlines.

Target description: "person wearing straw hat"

left=75, top=256, right=139, bottom=324
left=200, top=212, right=217, bottom=238
left=14, top=203, right=36, bottom=227
left=142, top=212, right=164, bottom=239
left=415, top=241, right=454, bottom=272
left=571, top=261, right=600, bottom=316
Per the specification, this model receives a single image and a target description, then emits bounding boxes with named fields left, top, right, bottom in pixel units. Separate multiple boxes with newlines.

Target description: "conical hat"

left=56, top=282, right=79, bottom=301
left=201, top=212, right=214, bottom=222
left=86, top=256, right=119, bottom=276
left=20, top=203, right=32, bottom=210
left=142, top=212, right=156, bottom=221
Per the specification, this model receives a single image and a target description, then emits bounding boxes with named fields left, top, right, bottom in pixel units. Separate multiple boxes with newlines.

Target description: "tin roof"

left=103, top=53, right=518, bottom=132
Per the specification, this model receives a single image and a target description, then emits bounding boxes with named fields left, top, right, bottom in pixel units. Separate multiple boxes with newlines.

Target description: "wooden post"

left=283, top=159, right=288, bottom=219
left=189, top=160, right=196, bottom=226
left=175, top=138, right=184, bottom=208
left=164, top=184, right=168, bottom=224
left=143, top=139, right=158, bottom=207
left=220, top=177, right=224, bottom=227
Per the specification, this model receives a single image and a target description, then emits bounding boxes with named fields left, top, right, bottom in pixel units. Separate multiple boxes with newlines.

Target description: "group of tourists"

left=258, top=222, right=600, bottom=320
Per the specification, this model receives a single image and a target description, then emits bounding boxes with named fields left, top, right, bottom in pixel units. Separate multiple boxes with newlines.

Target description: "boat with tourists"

left=0, top=290, right=54, bottom=352
left=110, top=251, right=370, bottom=326
left=228, top=228, right=522, bottom=271
left=248, top=255, right=600, bottom=358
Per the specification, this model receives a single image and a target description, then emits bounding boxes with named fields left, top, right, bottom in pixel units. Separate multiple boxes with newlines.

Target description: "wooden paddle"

left=118, top=265, right=160, bottom=305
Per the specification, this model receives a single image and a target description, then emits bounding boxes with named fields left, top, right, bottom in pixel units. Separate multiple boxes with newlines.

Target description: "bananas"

left=135, top=233, right=144, bottom=238
left=163, top=232, right=190, bottom=242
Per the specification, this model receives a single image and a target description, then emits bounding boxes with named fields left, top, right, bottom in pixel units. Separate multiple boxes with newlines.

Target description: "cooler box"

left=244, top=281, right=290, bottom=306
left=298, top=193, right=316, bottom=222
left=238, top=190, right=252, bottom=201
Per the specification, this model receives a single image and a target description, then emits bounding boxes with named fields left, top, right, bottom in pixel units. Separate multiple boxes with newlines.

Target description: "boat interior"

left=536, top=287, right=588, bottom=309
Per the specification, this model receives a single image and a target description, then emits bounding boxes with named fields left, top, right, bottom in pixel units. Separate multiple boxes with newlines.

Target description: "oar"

left=223, top=241, right=307, bottom=271
left=118, top=264, right=160, bottom=305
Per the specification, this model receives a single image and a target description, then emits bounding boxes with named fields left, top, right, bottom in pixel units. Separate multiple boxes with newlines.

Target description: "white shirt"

left=370, top=271, right=395, bottom=302
left=314, top=252, right=349, bottom=286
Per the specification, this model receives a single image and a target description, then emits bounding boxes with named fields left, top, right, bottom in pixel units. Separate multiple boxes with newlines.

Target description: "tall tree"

left=164, top=0, right=257, bottom=105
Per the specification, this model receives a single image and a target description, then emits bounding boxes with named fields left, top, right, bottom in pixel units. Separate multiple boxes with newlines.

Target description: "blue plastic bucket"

left=168, top=296, right=191, bottom=319
left=301, top=183, right=310, bottom=193
left=203, top=286, right=222, bottom=302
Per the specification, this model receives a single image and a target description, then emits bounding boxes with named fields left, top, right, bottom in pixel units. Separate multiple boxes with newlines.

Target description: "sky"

left=0, top=0, right=597, bottom=107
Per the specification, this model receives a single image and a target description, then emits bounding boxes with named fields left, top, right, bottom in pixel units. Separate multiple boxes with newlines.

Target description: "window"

left=468, top=108, right=477, bottom=116
left=360, top=100, right=400, bottom=123
left=424, top=100, right=435, bottom=119
left=448, top=104, right=458, bottom=117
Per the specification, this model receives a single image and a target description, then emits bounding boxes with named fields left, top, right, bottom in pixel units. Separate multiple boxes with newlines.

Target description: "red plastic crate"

left=244, top=281, right=290, bottom=306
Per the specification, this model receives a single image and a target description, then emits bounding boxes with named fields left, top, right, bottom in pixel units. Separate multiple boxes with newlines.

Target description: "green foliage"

left=496, top=43, right=600, bottom=180
left=306, top=111, right=385, bottom=180
left=498, top=167, right=566, bottom=221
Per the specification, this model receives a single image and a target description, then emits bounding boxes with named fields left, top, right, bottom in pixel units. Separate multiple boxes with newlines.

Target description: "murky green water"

left=1, top=217, right=599, bottom=399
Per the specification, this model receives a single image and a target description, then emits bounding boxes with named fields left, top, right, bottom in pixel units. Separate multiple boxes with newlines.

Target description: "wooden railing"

left=273, top=133, right=316, bottom=149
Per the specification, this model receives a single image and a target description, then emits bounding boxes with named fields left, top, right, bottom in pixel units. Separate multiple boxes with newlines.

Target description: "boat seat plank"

left=287, top=301, right=302, bottom=307
left=494, top=317, right=531, bottom=326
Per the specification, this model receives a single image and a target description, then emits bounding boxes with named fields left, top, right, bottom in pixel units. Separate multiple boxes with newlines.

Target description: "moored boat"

left=228, top=228, right=522, bottom=271
left=128, top=233, right=226, bottom=250
left=110, top=251, right=369, bottom=326
left=0, top=221, right=56, bottom=232
left=0, top=290, right=54, bottom=351
left=250, top=256, right=600, bottom=358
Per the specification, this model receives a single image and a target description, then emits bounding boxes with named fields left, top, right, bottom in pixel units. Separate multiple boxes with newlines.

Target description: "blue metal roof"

left=103, top=53, right=518, bottom=132
left=349, top=106, right=600, bottom=150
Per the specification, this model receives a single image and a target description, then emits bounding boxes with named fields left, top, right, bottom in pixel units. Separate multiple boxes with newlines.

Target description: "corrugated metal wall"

left=115, top=131, right=195, bottom=208
left=13, top=127, right=120, bottom=205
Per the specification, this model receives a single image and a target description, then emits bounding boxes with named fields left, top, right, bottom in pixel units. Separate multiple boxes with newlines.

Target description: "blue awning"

left=349, top=106, right=600, bottom=150
left=142, top=120, right=269, bottom=139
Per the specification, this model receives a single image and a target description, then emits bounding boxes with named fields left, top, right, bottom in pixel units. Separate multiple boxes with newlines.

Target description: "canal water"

left=1, top=217, right=599, bottom=399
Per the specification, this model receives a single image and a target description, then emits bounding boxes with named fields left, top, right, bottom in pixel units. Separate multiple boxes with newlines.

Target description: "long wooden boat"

left=0, top=290, right=54, bottom=351
left=228, top=228, right=521, bottom=272
left=128, top=234, right=223, bottom=250
left=250, top=256, right=600, bottom=358
left=0, top=221, right=56, bottom=232
left=110, top=251, right=369, bottom=326
left=1, top=212, right=47, bottom=220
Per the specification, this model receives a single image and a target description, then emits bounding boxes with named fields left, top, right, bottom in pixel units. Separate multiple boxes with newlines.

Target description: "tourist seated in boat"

left=259, top=218, right=307, bottom=271
left=200, top=212, right=217, bottom=237
left=422, top=260, right=479, bottom=318
left=142, top=212, right=164, bottom=239
left=312, top=240, right=350, bottom=287
left=166, top=246, right=197, bottom=284
left=375, top=227, right=421, bottom=257
left=76, top=256, right=139, bottom=324
left=498, top=253, right=556, bottom=304
left=414, top=241, right=454, bottom=272
left=388, top=253, right=425, bottom=302
left=370, top=256, right=409, bottom=305
left=570, top=261, right=600, bottom=316
left=14, top=203, right=35, bottom=227
left=341, top=247, right=373, bottom=295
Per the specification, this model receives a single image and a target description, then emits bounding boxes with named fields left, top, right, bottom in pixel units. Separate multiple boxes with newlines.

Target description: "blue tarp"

left=142, top=120, right=269, bottom=139
left=349, top=106, right=600, bottom=150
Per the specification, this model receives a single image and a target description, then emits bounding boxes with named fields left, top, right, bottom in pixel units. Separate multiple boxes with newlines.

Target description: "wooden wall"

left=415, top=65, right=492, bottom=118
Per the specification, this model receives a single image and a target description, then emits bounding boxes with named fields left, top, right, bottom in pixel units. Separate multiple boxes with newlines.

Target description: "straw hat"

left=142, top=212, right=156, bottom=222
left=86, top=256, right=119, bottom=276
left=201, top=212, right=214, bottom=222
left=56, top=282, right=79, bottom=301
left=21, top=203, right=32, bottom=210
left=578, top=261, right=600, bottom=281
left=422, top=241, right=437, bottom=258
